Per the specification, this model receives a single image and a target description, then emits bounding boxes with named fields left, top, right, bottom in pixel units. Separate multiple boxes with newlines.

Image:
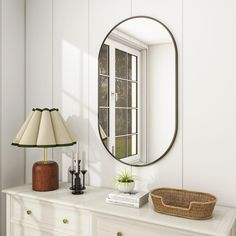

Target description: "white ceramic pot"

left=117, top=181, right=135, bottom=193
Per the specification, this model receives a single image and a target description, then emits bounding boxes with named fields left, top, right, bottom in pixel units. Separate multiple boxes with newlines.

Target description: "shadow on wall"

left=64, top=111, right=117, bottom=187
left=58, top=38, right=162, bottom=190
left=52, top=38, right=90, bottom=182
left=67, top=115, right=88, bottom=144
left=54, top=38, right=118, bottom=187
left=88, top=118, right=118, bottom=187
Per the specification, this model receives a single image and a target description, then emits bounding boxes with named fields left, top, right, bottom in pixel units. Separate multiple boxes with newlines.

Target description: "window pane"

left=128, top=81, right=137, bottom=107
left=115, top=49, right=127, bottom=79
left=99, top=108, right=109, bottom=137
left=128, top=55, right=137, bottom=81
left=98, top=44, right=109, bottom=75
left=128, top=135, right=137, bottom=156
left=103, top=138, right=108, bottom=148
left=115, top=136, right=127, bottom=159
left=115, top=109, right=128, bottom=136
left=116, top=79, right=127, bottom=107
left=98, top=76, right=109, bottom=107
left=128, top=54, right=132, bottom=80
left=128, top=109, right=137, bottom=134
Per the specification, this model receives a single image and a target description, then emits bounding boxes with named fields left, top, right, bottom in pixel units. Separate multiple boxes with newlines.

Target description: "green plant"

left=114, top=170, right=137, bottom=186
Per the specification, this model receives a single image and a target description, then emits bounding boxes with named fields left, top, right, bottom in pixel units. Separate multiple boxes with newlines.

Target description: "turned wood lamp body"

left=32, top=148, right=59, bottom=191
left=33, top=160, right=58, bottom=191
left=12, top=108, right=76, bottom=191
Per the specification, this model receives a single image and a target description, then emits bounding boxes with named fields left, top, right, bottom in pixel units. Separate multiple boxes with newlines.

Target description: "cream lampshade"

left=12, top=108, right=76, bottom=191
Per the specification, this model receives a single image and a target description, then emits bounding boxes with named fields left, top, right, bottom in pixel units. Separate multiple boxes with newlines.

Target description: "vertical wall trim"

left=51, top=0, right=54, bottom=162
left=0, top=1, right=6, bottom=233
left=130, top=0, right=133, bottom=17
left=51, top=0, right=54, bottom=108
left=181, top=0, right=184, bottom=189
left=24, top=0, right=26, bottom=184
left=129, top=0, right=132, bottom=175
left=146, top=48, right=149, bottom=162
left=87, top=0, right=90, bottom=182
left=0, top=0, right=6, bottom=232
left=0, top=0, right=3, bottom=232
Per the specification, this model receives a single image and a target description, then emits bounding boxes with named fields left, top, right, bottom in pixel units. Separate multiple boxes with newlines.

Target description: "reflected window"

left=98, top=43, right=139, bottom=160
left=98, top=16, right=177, bottom=166
left=98, top=44, right=110, bottom=140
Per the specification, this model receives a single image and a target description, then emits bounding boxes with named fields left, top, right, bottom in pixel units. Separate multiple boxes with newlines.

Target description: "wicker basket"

left=150, top=188, right=217, bottom=220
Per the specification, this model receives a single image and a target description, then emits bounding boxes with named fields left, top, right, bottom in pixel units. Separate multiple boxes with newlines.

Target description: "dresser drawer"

left=95, top=218, right=141, bottom=236
left=94, top=214, right=193, bottom=236
left=10, top=196, right=90, bottom=235
left=10, top=221, right=81, bottom=236
left=11, top=222, right=55, bottom=236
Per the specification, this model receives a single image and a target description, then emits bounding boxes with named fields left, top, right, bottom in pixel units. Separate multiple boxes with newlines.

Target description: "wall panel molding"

left=183, top=0, right=236, bottom=207
left=53, top=0, right=89, bottom=182
left=25, top=0, right=53, bottom=183
left=24, top=0, right=236, bottom=208
left=0, top=0, right=25, bottom=235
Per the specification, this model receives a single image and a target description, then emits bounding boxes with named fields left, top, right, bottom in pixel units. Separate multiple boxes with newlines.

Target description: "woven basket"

left=150, top=188, right=217, bottom=220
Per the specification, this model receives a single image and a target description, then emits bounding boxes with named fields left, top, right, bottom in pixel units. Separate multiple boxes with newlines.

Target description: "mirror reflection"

left=98, top=16, right=177, bottom=166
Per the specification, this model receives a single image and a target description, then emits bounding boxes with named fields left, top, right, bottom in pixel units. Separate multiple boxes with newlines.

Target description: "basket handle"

left=159, top=197, right=191, bottom=211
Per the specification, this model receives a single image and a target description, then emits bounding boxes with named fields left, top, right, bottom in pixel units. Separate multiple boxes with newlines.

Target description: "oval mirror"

left=98, top=16, right=178, bottom=166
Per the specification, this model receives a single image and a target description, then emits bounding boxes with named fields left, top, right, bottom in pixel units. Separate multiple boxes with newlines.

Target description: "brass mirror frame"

left=97, top=16, right=178, bottom=167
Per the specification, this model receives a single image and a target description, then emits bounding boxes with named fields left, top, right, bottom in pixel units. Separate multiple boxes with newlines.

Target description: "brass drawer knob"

left=63, top=219, right=69, bottom=224
left=117, top=232, right=122, bottom=236
left=26, top=210, right=32, bottom=215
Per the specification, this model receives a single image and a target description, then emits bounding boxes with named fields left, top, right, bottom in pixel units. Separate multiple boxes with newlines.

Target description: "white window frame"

left=105, top=38, right=140, bottom=163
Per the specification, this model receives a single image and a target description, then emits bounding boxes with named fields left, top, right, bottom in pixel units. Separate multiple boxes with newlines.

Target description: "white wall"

left=147, top=43, right=175, bottom=162
left=25, top=0, right=182, bottom=191
left=0, top=0, right=25, bottom=235
left=183, top=0, right=236, bottom=207
left=25, top=0, right=54, bottom=182
left=25, top=0, right=89, bottom=182
left=53, top=0, right=89, bottom=180
left=24, top=0, right=236, bottom=208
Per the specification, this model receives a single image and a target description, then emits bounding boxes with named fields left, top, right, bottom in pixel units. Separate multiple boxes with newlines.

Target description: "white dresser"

left=3, top=183, right=236, bottom=236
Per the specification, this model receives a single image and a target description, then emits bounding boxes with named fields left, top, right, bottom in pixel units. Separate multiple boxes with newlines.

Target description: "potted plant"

left=115, top=170, right=137, bottom=193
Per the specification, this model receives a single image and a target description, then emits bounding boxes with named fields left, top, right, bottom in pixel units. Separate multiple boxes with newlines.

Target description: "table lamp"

left=12, top=108, right=76, bottom=191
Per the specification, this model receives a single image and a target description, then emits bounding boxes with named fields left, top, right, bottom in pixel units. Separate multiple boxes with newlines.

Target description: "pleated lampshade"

left=12, top=108, right=76, bottom=147
left=12, top=108, right=76, bottom=192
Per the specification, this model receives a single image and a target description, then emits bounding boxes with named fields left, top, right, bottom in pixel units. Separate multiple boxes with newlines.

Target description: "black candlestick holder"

left=72, top=172, right=84, bottom=195
left=69, top=169, right=75, bottom=190
left=81, top=170, right=87, bottom=190
left=69, top=160, right=87, bottom=195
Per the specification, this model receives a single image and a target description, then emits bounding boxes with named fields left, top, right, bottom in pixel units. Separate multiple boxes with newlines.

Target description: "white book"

left=105, top=197, right=140, bottom=208
left=108, top=191, right=149, bottom=204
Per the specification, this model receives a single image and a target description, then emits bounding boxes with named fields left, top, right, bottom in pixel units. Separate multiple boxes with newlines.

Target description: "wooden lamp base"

left=32, top=161, right=59, bottom=191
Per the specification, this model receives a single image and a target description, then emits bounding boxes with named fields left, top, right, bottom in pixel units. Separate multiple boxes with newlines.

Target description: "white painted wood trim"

left=6, top=195, right=11, bottom=236
left=109, top=29, right=148, bottom=50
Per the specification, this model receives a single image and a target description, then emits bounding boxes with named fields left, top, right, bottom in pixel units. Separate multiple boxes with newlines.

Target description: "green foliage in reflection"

left=115, top=136, right=134, bottom=159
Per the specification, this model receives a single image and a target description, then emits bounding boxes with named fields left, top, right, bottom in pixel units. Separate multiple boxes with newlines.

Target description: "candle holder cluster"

left=69, top=160, right=87, bottom=195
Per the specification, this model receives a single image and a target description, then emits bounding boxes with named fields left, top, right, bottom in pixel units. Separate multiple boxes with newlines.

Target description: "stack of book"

left=105, top=190, right=149, bottom=208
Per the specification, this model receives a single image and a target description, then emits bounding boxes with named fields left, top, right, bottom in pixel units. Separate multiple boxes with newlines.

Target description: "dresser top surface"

left=3, top=183, right=236, bottom=236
